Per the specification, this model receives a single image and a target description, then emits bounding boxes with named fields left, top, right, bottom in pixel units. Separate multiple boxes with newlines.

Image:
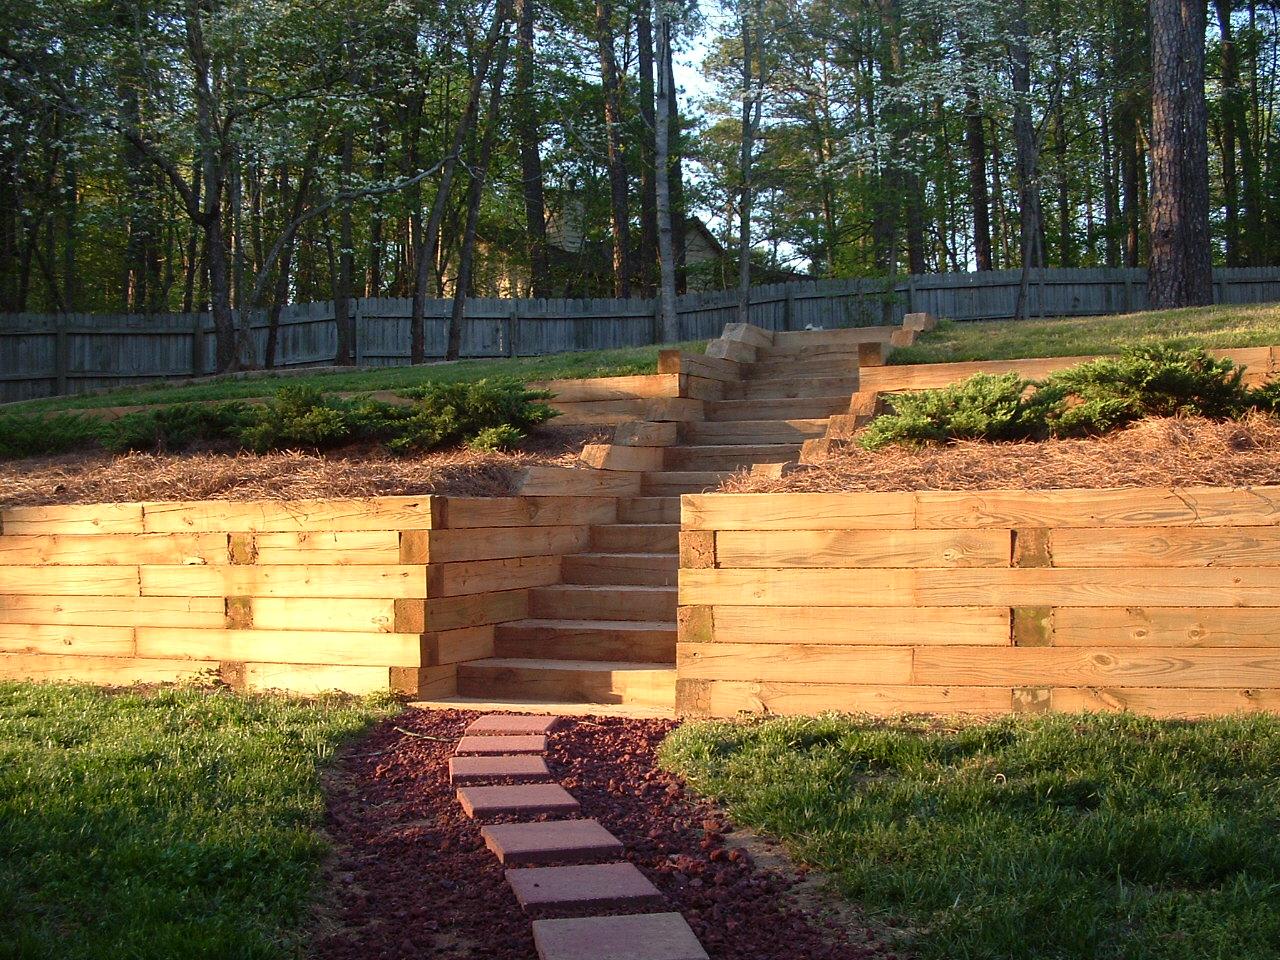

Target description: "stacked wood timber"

left=0, top=495, right=616, bottom=696
left=677, top=487, right=1280, bottom=719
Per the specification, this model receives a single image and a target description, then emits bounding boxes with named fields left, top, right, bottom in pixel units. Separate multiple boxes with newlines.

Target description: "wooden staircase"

left=456, top=322, right=886, bottom=712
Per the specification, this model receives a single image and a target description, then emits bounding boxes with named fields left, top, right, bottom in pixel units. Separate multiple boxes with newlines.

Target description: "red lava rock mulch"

left=315, top=708, right=895, bottom=960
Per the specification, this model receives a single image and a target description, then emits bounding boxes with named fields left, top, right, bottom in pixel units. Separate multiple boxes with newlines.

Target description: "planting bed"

left=0, top=425, right=606, bottom=508
left=315, top=708, right=890, bottom=960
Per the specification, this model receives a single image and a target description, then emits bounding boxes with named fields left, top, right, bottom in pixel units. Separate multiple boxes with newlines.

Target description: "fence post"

left=353, top=300, right=365, bottom=366
left=1123, top=271, right=1135, bottom=312
left=507, top=304, right=519, bottom=358
left=54, top=315, right=69, bottom=395
left=783, top=286, right=795, bottom=331
left=190, top=313, right=205, bottom=375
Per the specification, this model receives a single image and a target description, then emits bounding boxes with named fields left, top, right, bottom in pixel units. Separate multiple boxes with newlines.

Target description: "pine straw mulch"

left=0, top=425, right=609, bottom=507
left=722, top=414, right=1280, bottom=494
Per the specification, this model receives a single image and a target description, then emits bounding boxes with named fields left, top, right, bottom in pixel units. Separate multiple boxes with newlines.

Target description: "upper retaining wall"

left=0, top=495, right=617, bottom=696
left=676, top=487, right=1280, bottom=719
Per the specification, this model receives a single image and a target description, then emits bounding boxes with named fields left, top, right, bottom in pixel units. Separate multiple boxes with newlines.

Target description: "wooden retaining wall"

left=676, top=487, right=1280, bottom=719
left=0, top=495, right=616, bottom=696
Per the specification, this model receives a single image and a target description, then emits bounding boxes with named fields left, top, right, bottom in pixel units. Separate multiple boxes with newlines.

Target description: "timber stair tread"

left=704, top=396, right=851, bottom=420
left=562, top=552, right=677, bottom=586
left=457, top=658, right=676, bottom=707
left=494, top=618, right=676, bottom=663
left=680, top=419, right=829, bottom=443
left=640, top=471, right=735, bottom=495
left=728, top=375, right=860, bottom=400
left=616, top=497, right=680, bottom=523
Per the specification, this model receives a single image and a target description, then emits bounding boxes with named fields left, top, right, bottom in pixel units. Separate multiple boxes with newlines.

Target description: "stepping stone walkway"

left=449, top=754, right=552, bottom=785
left=453, top=714, right=708, bottom=960
left=482, top=819, right=624, bottom=866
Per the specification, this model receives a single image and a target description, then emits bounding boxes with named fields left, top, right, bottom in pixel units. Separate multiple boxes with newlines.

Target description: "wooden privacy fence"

left=677, top=487, right=1280, bottom=719
left=0, top=494, right=618, bottom=697
left=5, top=266, right=1280, bottom=402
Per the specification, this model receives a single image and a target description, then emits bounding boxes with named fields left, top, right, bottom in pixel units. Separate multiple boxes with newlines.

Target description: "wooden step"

left=616, top=497, right=680, bottom=524
left=705, top=396, right=851, bottom=421
left=590, top=523, right=678, bottom=553
left=495, top=619, right=676, bottom=662
left=457, top=658, right=676, bottom=707
left=727, top=375, right=860, bottom=400
left=757, top=339, right=881, bottom=359
left=664, top=443, right=800, bottom=471
left=562, top=553, right=677, bottom=587
left=640, top=471, right=734, bottom=496
left=680, top=419, right=829, bottom=444
left=530, top=584, right=677, bottom=621
left=746, top=354, right=860, bottom=380
left=770, top=326, right=896, bottom=352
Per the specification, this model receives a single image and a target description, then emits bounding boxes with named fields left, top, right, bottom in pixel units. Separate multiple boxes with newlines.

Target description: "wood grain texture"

left=1050, top=527, right=1280, bottom=566
left=438, top=496, right=616, bottom=529
left=427, top=556, right=561, bottom=598
left=515, top=466, right=642, bottom=497
left=915, top=487, right=1280, bottom=528
left=0, top=566, right=139, bottom=596
left=399, top=526, right=590, bottom=564
left=252, top=530, right=400, bottom=564
left=1, top=503, right=144, bottom=535
left=579, top=444, right=666, bottom=472
left=714, top=529, right=1011, bottom=568
left=0, top=623, right=135, bottom=657
left=247, top=597, right=397, bottom=632
left=706, top=605, right=1010, bottom=645
left=0, top=594, right=225, bottom=628
left=1050, top=686, right=1280, bottom=716
left=0, top=532, right=229, bottom=565
left=0, top=653, right=216, bottom=684
left=914, top=646, right=1280, bottom=688
left=142, top=496, right=440, bottom=533
left=678, top=642, right=913, bottom=684
left=136, top=627, right=424, bottom=667
left=681, top=493, right=916, bottom=531
left=139, top=564, right=428, bottom=599
left=242, top=662, right=392, bottom=695
left=528, top=374, right=679, bottom=402
left=680, top=567, right=1280, bottom=607
left=1054, top=607, right=1280, bottom=646
left=675, top=679, right=1010, bottom=717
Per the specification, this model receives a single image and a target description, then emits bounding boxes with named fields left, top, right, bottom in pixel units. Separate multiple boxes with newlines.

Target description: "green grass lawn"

left=0, top=682, right=391, bottom=960
left=661, top=712, right=1280, bottom=960
left=891, top=302, right=1280, bottom=365
left=12, top=340, right=708, bottom=414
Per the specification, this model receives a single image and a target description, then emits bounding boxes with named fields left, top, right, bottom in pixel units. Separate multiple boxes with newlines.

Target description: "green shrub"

left=0, top=412, right=103, bottom=459
left=390, top=379, right=557, bottom=454
left=235, top=386, right=356, bottom=453
left=861, top=344, right=1269, bottom=450
left=1250, top=379, right=1280, bottom=415
left=859, top=373, right=1060, bottom=450
left=103, top=402, right=252, bottom=453
left=467, top=424, right=526, bottom=452
left=1043, top=343, right=1250, bottom=436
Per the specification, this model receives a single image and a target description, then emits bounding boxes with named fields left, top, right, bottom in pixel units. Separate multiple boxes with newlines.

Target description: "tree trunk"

left=654, top=1, right=679, bottom=342
left=664, top=48, right=687, bottom=293
left=410, top=0, right=511, bottom=362
left=448, top=34, right=511, bottom=360
left=637, top=9, right=658, bottom=297
left=333, top=130, right=356, bottom=365
left=596, top=0, right=631, bottom=297
left=1147, top=0, right=1212, bottom=308
left=965, top=84, right=992, bottom=271
left=514, top=0, right=550, bottom=296
left=1010, top=0, right=1043, bottom=319
left=736, top=0, right=765, bottom=324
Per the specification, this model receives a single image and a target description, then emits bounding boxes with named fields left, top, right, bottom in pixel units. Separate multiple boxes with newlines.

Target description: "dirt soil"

left=725, top=414, right=1280, bottom=493
left=0, top=425, right=607, bottom=507
left=313, top=708, right=894, bottom=960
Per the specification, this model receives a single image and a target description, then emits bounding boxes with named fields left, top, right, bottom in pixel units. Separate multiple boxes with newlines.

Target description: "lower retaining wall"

left=677, top=487, right=1280, bottom=718
left=0, top=495, right=615, bottom=696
